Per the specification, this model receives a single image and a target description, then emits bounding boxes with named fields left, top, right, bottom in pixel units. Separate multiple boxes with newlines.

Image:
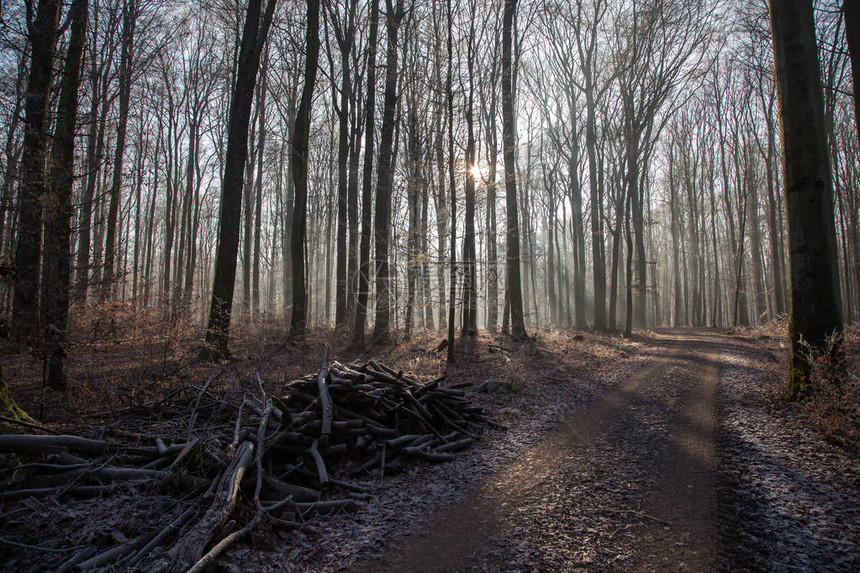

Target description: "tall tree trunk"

left=462, top=15, right=477, bottom=336
left=161, top=109, right=177, bottom=309
left=763, top=98, right=787, bottom=316
left=626, top=126, right=647, bottom=329
left=41, top=0, right=88, bottom=389
left=684, top=151, right=703, bottom=326
left=583, top=57, right=606, bottom=332
left=131, top=122, right=147, bottom=303
left=669, top=144, right=684, bottom=326
left=101, top=0, right=137, bottom=302
left=770, top=0, right=843, bottom=397
left=242, top=110, right=257, bottom=318
left=0, top=51, right=26, bottom=265
left=289, top=0, right=321, bottom=340
left=281, top=105, right=295, bottom=318
left=501, top=0, right=526, bottom=339
left=405, top=105, right=420, bottom=341
left=143, top=129, right=160, bottom=307
left=347, top=103, right=361, bottom=322
left=371, top=0, right=404, bottom=345
left=446, top=0, right=456, bottom=361
left=545, top=165, right=558, bottom=327
left=748, top=166, right=766, bottom=323
left=708, top=161, right=722, bottom=327
left=202, top=0, right=277, bottom=357
left=484, top=103, right=499, bottom=333
left=184, top=135, right=202, bottom=307
left=12, top=0, right=62, bottom=339
left=624, top=188, right=634, bottom=337
left=333, top=1, right=355, bottom=327
left=352, top=0, right=378, bottom=346
left=253, top=60, right=268, bottom=320
left=567, top=151, right=587, bottom=330
left=421, top=176, right=434, bottom=330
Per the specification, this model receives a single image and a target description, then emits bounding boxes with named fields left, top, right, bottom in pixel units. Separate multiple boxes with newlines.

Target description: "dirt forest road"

left=358, top=331, right=737, bottom=572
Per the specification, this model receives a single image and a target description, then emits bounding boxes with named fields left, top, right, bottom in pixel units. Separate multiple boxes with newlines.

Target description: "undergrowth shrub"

left=797, top=330, right=860, bottom=453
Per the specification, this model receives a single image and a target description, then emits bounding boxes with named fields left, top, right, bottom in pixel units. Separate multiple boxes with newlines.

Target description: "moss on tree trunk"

left=0, top=369, right=34, bottom=431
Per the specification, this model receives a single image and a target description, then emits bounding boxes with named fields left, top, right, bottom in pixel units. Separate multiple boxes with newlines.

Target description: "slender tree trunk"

left=131, top=124, right=146, bottom=303
left=371, top=0, right=404, bottom=345
left=143, top=130, right=160, bottom=307
left=485, top=107, right=499, bottom=333
left=101, top=0, right=137, bottom=302
left=624, top=188, right=634, bottom=338
left=462, top=18, right=478, bottom=336
left=421, top=178, right=434, bottom=330
left=242, top=110, right=257, bottom=318
left=545, top=166, right=558, bottom=327
left=333, top=4, right=355, bottom=327
left=352, top=0, right=378, bottom=346
left=608, top=221, right=621, bottom=332
left=764, top=106, right=787, bottom=316
left=347, top=107, right=361, bottom=322
left=627, top=126, right=647, bottom=329
left=501, top=0, right=526, bottom=339
left=446, top=0, right=456, bottom=361
left=253, top=60, right=267, bottom=321
left=0, top=51, right=26, bottom=265
left=708, top=162, right=722, bottom=327
left=202, top=0, right=277, bottom=357
left=748, top=168, right=766, bottom=323
left=669, top=145, right=684, bottom=326
left=684, top=153, right=703, bottom=326
left=584, top=74, right=606, bottom=332
left=290, top=0, right=321, bottom=340
left=405, top=106, right=420, bottom=340
left=161, top=112, right=177, bottom=309
left=567, top=153, right=587, bottom=330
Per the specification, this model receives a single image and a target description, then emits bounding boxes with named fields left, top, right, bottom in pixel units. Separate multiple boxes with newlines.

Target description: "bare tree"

left=502, top=0, right=527, bottom=339
left=353, top=0, right=379, bottom=346
left=290, top=0, right=322, bottom=340
left=101, top=0, right=138, bottom=301
left=202, top=0, right=277, bottom=358
left=371, top=0, right=405, bottom=345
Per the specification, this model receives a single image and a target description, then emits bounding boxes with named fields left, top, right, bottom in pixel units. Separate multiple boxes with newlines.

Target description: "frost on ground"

left=2, top=330, right=857, bottom=572
left=231, top=333, right=649, bottom=572
left=716, top=338, right=860, bottom=573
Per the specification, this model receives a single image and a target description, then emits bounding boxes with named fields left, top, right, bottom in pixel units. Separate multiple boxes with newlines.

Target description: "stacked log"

left=0, top=345, right=498, bottom=572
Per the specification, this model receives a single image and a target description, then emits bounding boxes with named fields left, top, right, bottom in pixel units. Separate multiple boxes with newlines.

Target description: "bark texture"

left=769, top=0, right=843, bottom=397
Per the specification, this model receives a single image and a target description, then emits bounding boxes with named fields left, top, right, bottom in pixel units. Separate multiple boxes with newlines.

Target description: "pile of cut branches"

left=0, top=345, right=496, bottom=572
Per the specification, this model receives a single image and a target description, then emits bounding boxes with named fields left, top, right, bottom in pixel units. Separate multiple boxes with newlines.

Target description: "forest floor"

left=1, top=321, right=858, bottom=572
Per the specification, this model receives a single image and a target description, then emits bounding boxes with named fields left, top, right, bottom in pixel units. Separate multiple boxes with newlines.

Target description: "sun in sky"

left=469, top=159, right=488, bottom=182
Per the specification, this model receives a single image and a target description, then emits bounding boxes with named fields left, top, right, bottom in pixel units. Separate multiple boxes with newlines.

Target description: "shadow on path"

left=358, top=331, right=731, bottom=572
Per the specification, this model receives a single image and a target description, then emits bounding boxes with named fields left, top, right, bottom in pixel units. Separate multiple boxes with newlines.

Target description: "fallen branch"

left=161, top=440, right=254, bottom=572
left=0, top=415, right=62, bottom=435
left=316, top=344, right=333, bottom=447
left=73, top=530, right=156, bottom=571
left=0, top=352, right=498, bottom=571
left=186, top=513, right=261, bottom=573
left=0, top=435, right=111, bottom=455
